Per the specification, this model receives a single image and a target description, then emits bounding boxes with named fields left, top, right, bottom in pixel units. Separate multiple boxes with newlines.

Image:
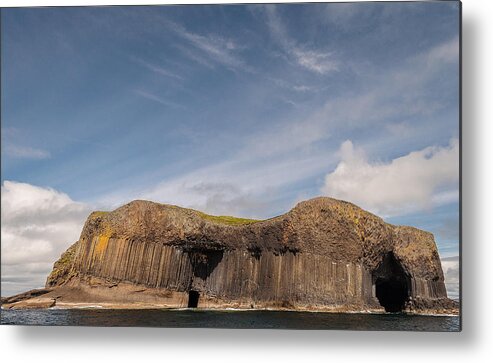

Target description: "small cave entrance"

left=373, top=253, right=410, bottom=313
left=187, top=290, right=200, bottom=308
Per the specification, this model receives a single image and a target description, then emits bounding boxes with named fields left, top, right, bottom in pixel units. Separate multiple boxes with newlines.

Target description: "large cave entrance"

left=373, top=253, right=410, bottom=312
left=188, top=290, right=200, bottom=308
left=186, top=248, right=224, bottom=280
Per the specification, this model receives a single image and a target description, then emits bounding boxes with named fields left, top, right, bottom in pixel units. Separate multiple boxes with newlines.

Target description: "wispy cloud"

left=263, top=5, right=339, bottom=75
left=267, top=76, right=319, bottom=93
left=4, top=144, right=50, bottom=159
left=173, top=44, right=215, bottom=69
left=2, top=128, right=51, bottom=160
left=240, top=112, right=331, bottom=159
left=291, top=48, right=338, bottom=75
left=322, top=2, right=380, bottom=31
left=422, top=35, right=459, bottom=65
left=131, top=56, right=183, bottom=80
left=166, top=20, right=251, bottom=73
left=253, top=35, right=460, bottom=159
left=238, top=38, right=458, bottom=161
left=134, top=89, right=185, bottom=109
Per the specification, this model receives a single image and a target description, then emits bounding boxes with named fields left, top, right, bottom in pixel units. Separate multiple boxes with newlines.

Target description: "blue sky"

left=1, top=2, right=460, bottom=297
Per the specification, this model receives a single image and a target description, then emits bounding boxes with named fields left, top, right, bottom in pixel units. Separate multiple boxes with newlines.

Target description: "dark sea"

left=0, top=309, right=460, bottom=331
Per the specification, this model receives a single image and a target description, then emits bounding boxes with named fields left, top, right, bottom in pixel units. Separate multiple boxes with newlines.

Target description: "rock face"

left=6, top=197, right=457, bottom=313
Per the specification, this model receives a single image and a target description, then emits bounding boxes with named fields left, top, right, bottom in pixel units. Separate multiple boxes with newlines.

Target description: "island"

left=2, top=197, right=458, bottom=314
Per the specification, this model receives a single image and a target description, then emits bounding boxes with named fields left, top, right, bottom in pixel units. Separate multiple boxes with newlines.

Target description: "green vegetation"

left=46, top=242, right=78, bottom=287
left=90, top=211, right=108, bottom=218
left=88, top=202, right=262, bottom=226
left=196, top=212, right=261, bottom=226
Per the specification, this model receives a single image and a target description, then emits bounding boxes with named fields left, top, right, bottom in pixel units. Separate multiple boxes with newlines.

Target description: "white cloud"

left=322, top=139, right=459, bottom=217
left=441, top=256, right=459, bottom=300
left=4, top=144, right=50, bottom=160
left=292, top=48, right=338, bottom=75
left=1, top=181, right=90, bottom=296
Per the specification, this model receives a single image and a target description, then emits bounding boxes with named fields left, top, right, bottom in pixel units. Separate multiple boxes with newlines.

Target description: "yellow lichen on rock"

left=93, top=223, right=113, bottom=259
left=94, top=234, right=110, bottom=258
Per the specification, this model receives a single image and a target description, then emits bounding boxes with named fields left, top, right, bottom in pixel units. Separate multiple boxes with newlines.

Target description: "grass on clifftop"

left=90, top=211, right=109, bottom=218
left=196, top=212, right=261, bottom=226
left=89, top=202, right=261, bottom=226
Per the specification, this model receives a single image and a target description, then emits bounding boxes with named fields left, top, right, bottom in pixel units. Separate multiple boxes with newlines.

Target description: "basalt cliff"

left=2, top=197, right=458, bottom=314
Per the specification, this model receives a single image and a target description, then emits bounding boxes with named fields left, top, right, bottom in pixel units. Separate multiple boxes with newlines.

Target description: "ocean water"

left=0, top=309, right=460, bottom=331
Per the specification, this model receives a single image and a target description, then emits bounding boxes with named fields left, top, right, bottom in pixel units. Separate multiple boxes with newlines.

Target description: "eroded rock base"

left=2, top=277, right=458, bottom=315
